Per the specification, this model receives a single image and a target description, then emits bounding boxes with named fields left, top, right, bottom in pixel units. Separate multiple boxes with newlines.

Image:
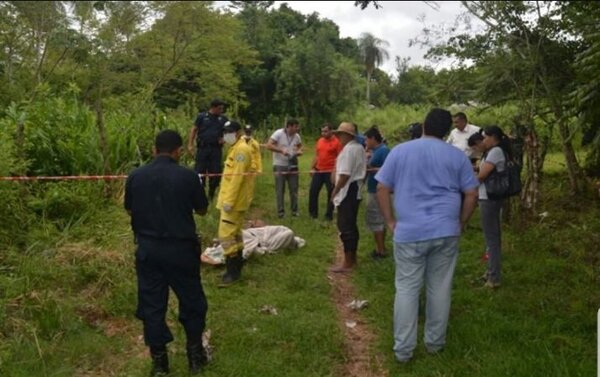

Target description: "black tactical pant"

left=135, top=236, right=208, bottom=347
left=194, top=145, right=222, bottom=200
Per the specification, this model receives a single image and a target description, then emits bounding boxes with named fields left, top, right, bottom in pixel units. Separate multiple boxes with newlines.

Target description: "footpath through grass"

left=0, top=146, right=597, bottom=376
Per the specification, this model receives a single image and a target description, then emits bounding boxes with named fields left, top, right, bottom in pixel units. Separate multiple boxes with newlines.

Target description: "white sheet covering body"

left=201, top=225, right=305, bottom=265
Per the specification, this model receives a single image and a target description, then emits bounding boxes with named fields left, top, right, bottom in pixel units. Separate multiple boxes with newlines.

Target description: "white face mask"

left=224, top=132, right=237, bottom=145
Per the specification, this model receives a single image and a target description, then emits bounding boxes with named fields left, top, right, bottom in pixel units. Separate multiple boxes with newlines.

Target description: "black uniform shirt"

left=124, top=156, right=208, bottom=240
left=194, top=112, right=228, bottom=146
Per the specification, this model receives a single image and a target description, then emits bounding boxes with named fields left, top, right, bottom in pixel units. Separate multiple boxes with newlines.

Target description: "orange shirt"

left=315, top=136, right=342, bottom=171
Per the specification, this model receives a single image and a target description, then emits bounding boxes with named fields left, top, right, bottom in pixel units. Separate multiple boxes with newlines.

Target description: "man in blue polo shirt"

left=376, top=108, right=478, bottom=363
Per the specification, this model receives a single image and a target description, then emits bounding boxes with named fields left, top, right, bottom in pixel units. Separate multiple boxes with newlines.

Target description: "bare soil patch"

left=328, top=241, right=388, bottom=377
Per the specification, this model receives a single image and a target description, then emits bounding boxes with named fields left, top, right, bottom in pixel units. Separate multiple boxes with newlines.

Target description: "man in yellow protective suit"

left=217, top=121, right=254, bottom=287
left=243, top=124, right=262, bottom=201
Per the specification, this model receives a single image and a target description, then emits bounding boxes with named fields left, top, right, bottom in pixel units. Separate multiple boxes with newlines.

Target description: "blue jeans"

left=393, top=236, right=459, bottom=361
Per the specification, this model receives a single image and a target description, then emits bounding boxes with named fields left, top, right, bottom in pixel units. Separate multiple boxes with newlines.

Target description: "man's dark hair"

left=321, top=122, right=332, bottom=130
left=423, top=108, right=452, bottom=139
left=286, top=119, right=299, bottom=127
left=364, top=126, right=383, bottom=143
left=407, top=122, right=422, bottom=140
left=155, top=130, right=183, bottom=154
left=453, top=112, right=467, bottom=122
left=467, top=130, right=484, bottom=147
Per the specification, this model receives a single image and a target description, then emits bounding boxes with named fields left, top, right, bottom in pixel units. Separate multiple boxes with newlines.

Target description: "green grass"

left=352, top=152, right=598, bottom=376
left=0, top=141, right=597, bottom=376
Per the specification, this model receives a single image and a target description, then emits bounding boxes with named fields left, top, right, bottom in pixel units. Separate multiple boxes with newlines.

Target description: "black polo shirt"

left=194, top=112, right=228, bottom=146
left=124, top=155, right=208, bottom=240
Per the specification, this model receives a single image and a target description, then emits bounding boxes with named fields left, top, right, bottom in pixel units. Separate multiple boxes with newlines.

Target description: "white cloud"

left=279, top=1, right=470, bottom=74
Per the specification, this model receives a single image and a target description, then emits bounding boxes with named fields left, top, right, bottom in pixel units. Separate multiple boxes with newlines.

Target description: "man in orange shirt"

left=309, top=123, right=342, bottom=221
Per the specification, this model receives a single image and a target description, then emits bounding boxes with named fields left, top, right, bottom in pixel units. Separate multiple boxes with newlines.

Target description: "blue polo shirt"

left=375, top=137, right=478, bottom=243
left=125, top=156, right=208, bottom=240
left=367, top=144, right=390, bottom=193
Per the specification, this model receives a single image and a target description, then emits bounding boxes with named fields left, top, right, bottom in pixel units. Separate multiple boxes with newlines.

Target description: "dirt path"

left=328, top=241, right=389, bottom=377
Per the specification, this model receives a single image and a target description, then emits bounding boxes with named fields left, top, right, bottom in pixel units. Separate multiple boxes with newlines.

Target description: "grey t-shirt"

left=479, top=146, right=506, bottom=200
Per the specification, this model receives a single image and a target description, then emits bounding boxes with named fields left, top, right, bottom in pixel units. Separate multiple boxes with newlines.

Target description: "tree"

left=275, top=19, right=360, bottom=127
left=358, top=32, right=389, bottom=105
left=354, top=1, right=381, bottom=10
left=423, top=1, right=588, bottom=211
left=560, top=1, right=600, bottom=176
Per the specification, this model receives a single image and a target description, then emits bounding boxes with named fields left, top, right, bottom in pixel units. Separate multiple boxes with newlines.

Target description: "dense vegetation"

left=0, top=1, right=598, bottom=375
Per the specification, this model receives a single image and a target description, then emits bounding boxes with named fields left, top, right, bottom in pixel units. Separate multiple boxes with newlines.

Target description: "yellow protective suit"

left=217, top=137, right=254, bottom=256
left=244, top=136, right=262, bottom=202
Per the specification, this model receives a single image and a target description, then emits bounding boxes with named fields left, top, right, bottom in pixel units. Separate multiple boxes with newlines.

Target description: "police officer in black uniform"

left=187, top=98, right=229, bottom=201
left=125, top=130, right=209, bottom=376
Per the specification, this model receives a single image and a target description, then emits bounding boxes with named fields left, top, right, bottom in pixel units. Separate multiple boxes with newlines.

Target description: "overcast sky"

left=216, top=1, right=474, bottom=76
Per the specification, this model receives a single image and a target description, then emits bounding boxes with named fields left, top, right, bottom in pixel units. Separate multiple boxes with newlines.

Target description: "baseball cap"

left=223, top=121, right=241, bottom=133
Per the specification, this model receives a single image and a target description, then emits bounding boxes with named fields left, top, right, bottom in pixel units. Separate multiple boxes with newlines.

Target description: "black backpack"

left=485, top=151, right=522, bottom=200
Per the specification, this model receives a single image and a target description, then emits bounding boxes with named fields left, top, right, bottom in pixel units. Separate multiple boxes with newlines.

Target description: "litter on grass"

left=346, top=299, right=368, bottom=311
left=258, top=305, right=279, bottom=316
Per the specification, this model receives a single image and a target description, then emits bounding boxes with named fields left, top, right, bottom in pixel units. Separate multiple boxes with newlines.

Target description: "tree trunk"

left=522, top=128, right=543, bottom=213
left=557, top=119, right=582, bottom=193
left=94, top=87, right=111, bottom=197
left=15, top=121, right=25, bottom=166
left=366, top=71, right=371, bottom=105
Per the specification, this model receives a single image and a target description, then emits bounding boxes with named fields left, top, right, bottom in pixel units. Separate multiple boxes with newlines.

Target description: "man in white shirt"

left=330, top=122, right=366, bottom=273
left=266, top=119, right=303, bottom=218
left=446, top=112, right=481, bottom=162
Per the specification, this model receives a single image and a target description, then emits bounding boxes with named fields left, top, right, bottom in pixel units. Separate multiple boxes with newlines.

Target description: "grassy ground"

left=0, top=145, right=597, bottom=376
left=352, top=152, right=599, bottom=376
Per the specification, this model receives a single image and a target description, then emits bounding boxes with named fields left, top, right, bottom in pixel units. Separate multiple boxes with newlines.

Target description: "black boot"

left=187, top=340, right=208, bottom=375
left=149, top=345, right=169, bottom=376
left=219, top=250, right=244, bottom=287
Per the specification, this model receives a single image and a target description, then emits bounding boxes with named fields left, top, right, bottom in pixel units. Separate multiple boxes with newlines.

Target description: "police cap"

left=210, top=98, right=227, bottom=108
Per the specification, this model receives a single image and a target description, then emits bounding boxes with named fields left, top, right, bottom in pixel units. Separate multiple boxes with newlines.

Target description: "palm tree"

left=358, top=32, right=390, bottom=105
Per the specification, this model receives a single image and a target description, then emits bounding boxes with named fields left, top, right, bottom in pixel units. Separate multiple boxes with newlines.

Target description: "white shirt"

left=270, top=128, right=302, bottom=166
left=333, top=140, right=366, bottom=206
left=446, top=124, right=481, bottom=158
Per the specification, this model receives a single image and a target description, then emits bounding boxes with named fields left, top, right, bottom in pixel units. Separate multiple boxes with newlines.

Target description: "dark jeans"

left=273, top=165, right=299, bottom=217
left=337, top=181, right=360, bottom=253
left=308, top=171, right=334, bottom=219
left=194, top=146, right=222, bottom=199
left=135, top=236, right=208, bottom=347
left=479, top=199, right=503, bottom=283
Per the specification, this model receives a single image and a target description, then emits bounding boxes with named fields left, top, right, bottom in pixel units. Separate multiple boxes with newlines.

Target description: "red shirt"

left=315, top=136, right=342, bottom=171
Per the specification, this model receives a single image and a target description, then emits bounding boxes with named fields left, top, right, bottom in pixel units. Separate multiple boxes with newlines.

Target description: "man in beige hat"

left=330, top=122, right=366, bottom=272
